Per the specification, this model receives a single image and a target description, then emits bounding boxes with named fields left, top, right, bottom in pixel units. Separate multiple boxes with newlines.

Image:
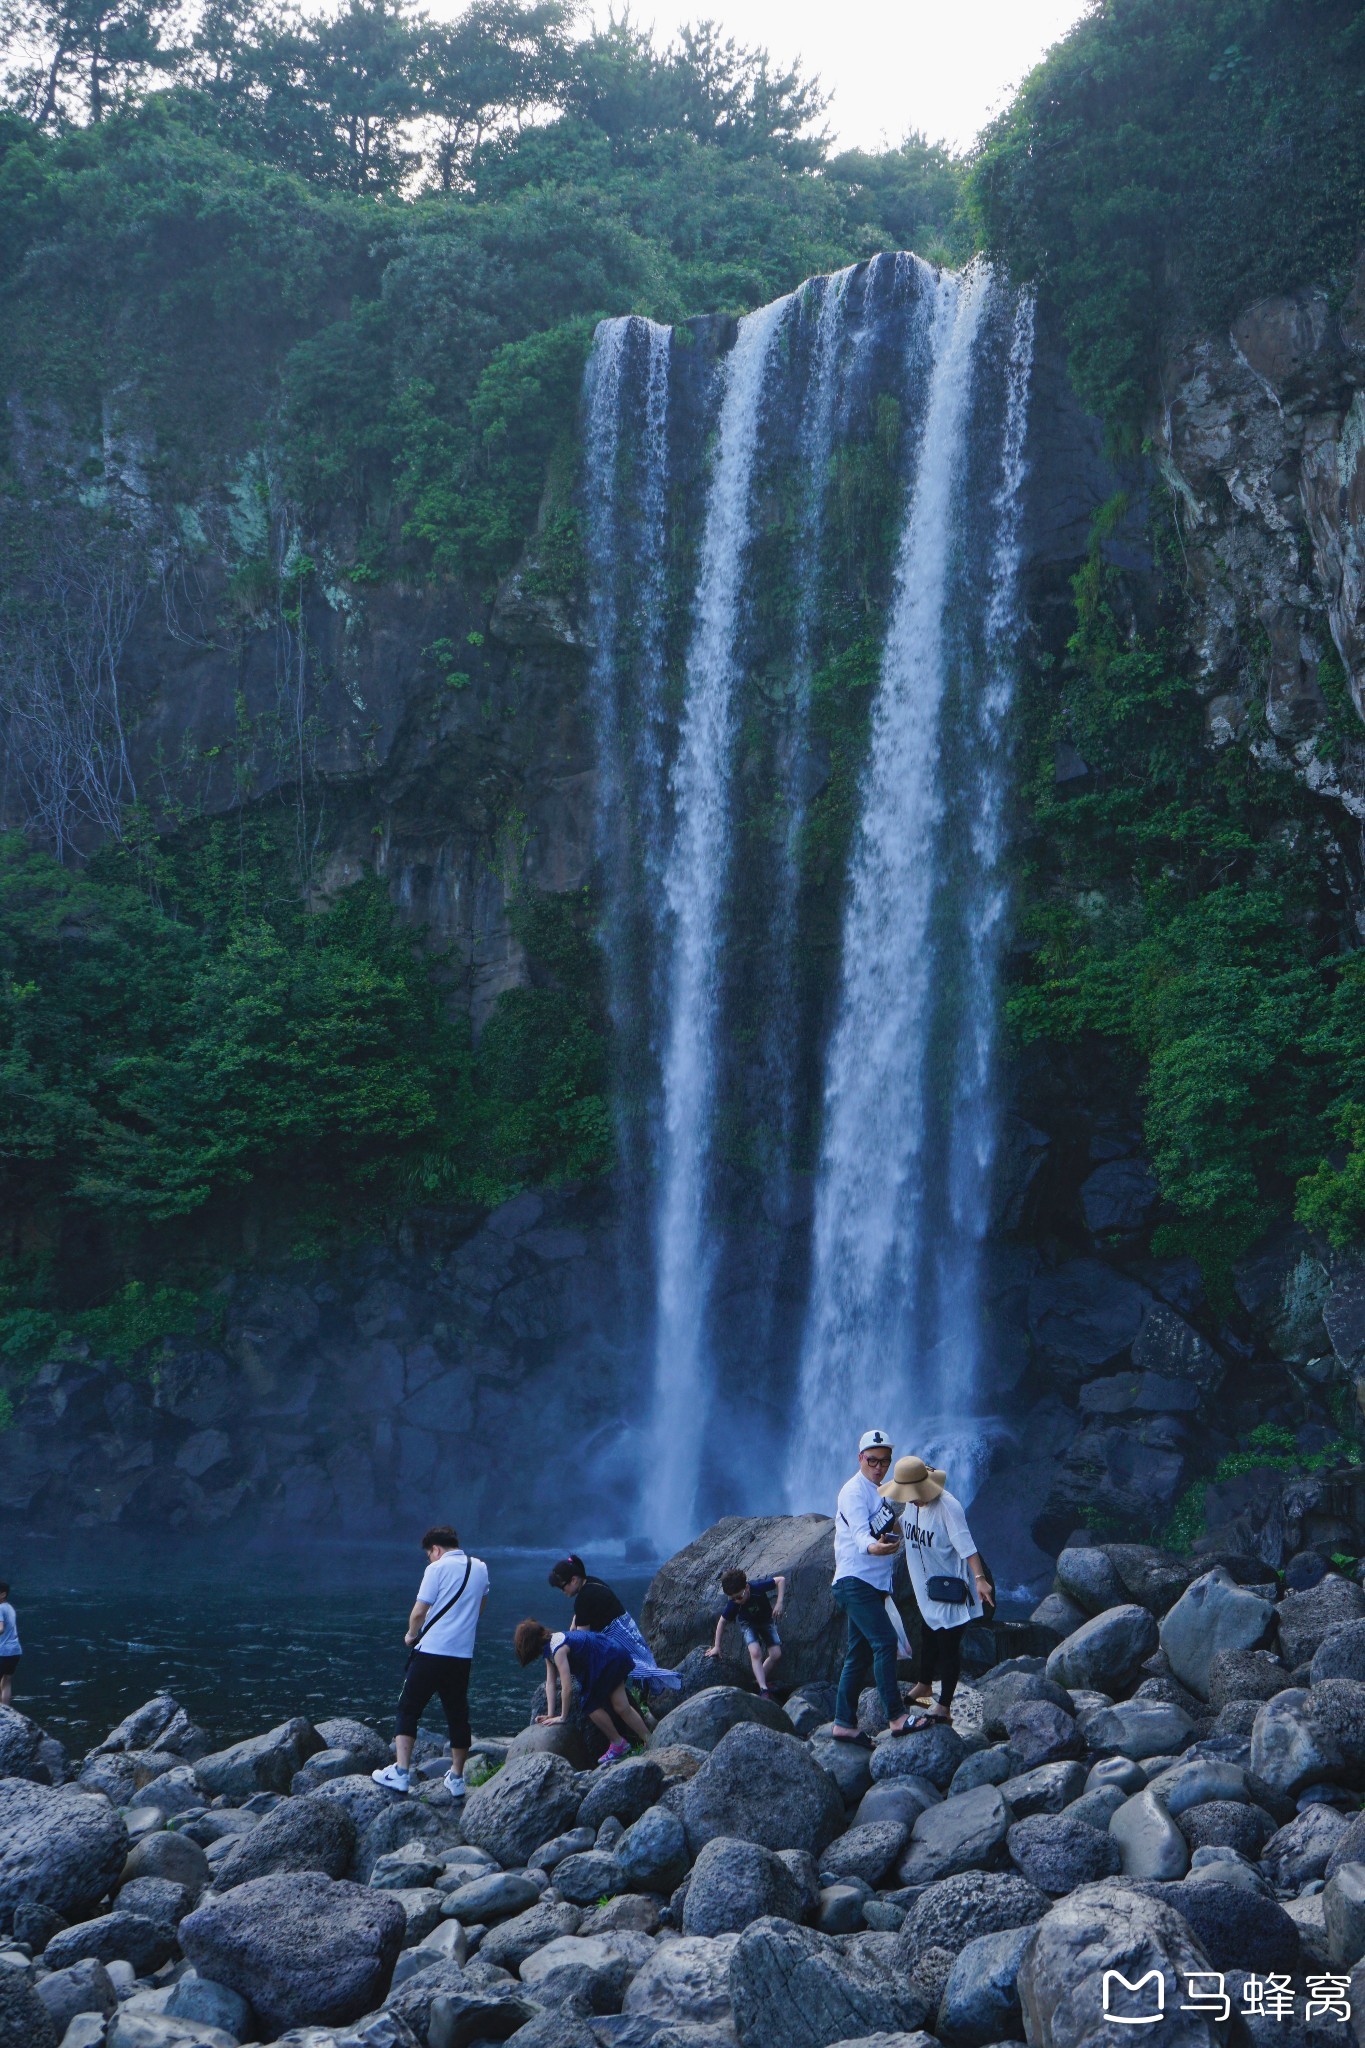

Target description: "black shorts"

left=395, top=1651, right=471, bottom=1748
left=0, top=1657, right=19, bottom=1678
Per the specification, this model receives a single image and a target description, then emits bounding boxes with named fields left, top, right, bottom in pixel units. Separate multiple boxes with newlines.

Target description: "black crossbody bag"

left=406, top=1555, right=473, bottom=1670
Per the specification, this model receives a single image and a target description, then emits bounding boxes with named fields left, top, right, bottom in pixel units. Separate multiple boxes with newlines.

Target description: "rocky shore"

left=6, top=1528, right=1365, bottom=2048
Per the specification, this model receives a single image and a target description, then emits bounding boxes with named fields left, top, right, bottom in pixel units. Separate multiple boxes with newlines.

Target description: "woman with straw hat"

left=880, top=1455, right=992, bottom=1728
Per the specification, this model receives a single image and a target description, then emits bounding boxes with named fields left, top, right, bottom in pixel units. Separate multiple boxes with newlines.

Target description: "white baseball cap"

left=858, top=1429, right=893, bottom=1453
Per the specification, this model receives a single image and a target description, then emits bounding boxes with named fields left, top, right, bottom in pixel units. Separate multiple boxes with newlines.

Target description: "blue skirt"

left=604, top=1611, right=681, bottom=1690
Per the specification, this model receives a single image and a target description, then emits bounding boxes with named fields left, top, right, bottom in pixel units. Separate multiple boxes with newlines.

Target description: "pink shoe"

left=596, top=1739, right=631, bottom=1768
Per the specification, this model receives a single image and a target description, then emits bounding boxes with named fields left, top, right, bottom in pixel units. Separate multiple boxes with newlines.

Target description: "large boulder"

left=0, top=1779, right=128, bottom=1933
left=1324, top=1862, right=1365, bottom=1966
left=1054, top=1550, right=1127, bottom=1617
left=936, top=1923, right=1035, bottom=2048
left=1003, top=1702, right=1082, bottom=1769
left=1311, top=1620, right=1365, bottom=1686
left=650, top=1687, right=788, bottom=1754
left=1018, top=1879, right=1227, bottom=2046
left=0, top=1971, right=58, bottom=2048
left=976, top=1671, right=1076, bottom=1739
left=615, top=1804, right=690, bottom=1895
left=682, top=1836, right=807, bottom=1935
left=461, top=1753, right=583, bottom=1869
left=1108, top=1789, right=1190, bottom=1880
left=898, top=1871, right=1049, bottom=1966
left=180, top=1871, right=405, bottom=2036
left=1080, top=1157, right=1160, bottom=1235
left=313, top=1718, right=391, bottom=1769
left=1278, top=1578, right=1365, bottom=1669
left=212, top=1792, right=354, bottom=1891
left=121, top=1829, right=211, bottom=1898
left=683, top=1723, right=844, bottom=1857
left=33, top=1960, right=117, bottom=2040
left=1081, top=1699, right=1196, bottom=1760
left=194, top=1718, right=324, bottom=1800
left=1251, top=1680, right=1365, bottom=1796
left=1262, top=1803, right=1349, bottom=1888
left=1159, top=1569, right=1275, bottom=1700
left=1007, top=1813, right=1121, bottom=1894
left=0, top=1704, right=41, bottom=1776
left=1046, top=1607, right=1157, bottom=1694
left=621, top=1933, right=739, bottom=2031
left=1165, top=1878, right=1300, bottom=1974
left=820, top=1822, right=909, bottom=1887
left=895, top=1784, right=1011, bottom=1885
left=1129, top=1305, right=1223, bottom=1392
left=868, top=1723, right=965, bottom=1792
left=999, top=1761, right=1088, bottom=1818
left=575, top=1758, right=662, bottom=1831
left=477, top=1900, right=582, bottom=1973
left=1027, top=1261, right=1153, bottom=1382
left=729, top=1917, right=931, bottom=2048
left=519, top=1929, right=654, bottom=2005
left=641, top=1514, right=843, bottom=1686
left=1177, top=1799, right=1274, bottom=1859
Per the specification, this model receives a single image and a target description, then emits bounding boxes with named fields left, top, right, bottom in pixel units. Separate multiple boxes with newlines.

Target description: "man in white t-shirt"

left=373, top=1525, right=489, bottom=1799
left=830, top=1429, right=914, bottom=1744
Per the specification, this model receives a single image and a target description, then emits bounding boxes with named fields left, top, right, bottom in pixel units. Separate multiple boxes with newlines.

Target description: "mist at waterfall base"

left=3, top=1534, right=655, bottom=1756
left=583, top=255, right=1036, bottom=1551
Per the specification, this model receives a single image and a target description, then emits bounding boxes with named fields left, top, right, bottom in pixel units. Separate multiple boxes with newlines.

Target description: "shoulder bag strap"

left=413, top=1555, right=474, bottom=1647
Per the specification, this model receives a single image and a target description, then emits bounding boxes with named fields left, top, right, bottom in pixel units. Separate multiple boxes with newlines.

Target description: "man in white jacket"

left=829, top=1429, right=914, bottom=1743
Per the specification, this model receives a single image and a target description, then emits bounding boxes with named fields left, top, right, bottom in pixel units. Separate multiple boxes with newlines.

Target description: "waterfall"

left=787, top=262, right=1018, bottom=1513
left=647, top=293, right=792, bottom=1553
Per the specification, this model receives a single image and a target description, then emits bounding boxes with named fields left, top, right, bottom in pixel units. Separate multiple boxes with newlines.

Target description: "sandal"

left=829, top=1727, right=874, bottom=1749
left=903, top=1712, right=951, bottom=1733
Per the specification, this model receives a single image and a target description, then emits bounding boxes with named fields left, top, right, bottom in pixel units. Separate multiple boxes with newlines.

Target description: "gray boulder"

left=1166, top=1877, right=1300, bottom=1973
left=43, top=1910, right=176, bottom=1975
left=353, top=1799, right=444, bottom=1884
left=1261, top=1802, right=1349, bottom=1887
left=976, top=1672, right=1075, bottom=1741
left=212, top=1791, right=354, bottom=1890
left=1018, top=1879, right=1226, bottom=2046
left=729, top=1916, right=931, bottom=2048
left=868, top=1722, right=965, bottom=1792
left=33, top=1960, right=117, bottom=2038
left=549, top=1849, right=623, bottom=1906
left=1007, top=1813, right=1120, bottom=1894
left=115, top=1874, right=192, bottom=1926
left=1159, top=1569, right=1275, bottom=1700
left=120, top=1829, right=211, bottom=1898
left=428, top=1983, right=541, bottom=2042
left=1003, top=1701, right=1081, bottom=1770
left=0, top=1779, right=128, bottom=1933
left=681, top=1836, right=806, bottom=1935
left=0, top=1704, right=40, bottom=1776
left=519, top=1928, right=653, bottom=2003
left=1054, top=1549, right=1127, bottom=1616
left=1066, top=1785, right=1128, bottom=1832
left=162, top=1972, right=253, bottom=2038
left=1081, top=1699, right=1195, bottom=1760
left=852, top=1779, right=941, bottom=1831
left=477, top=1901, right=582, bottom=1972
left=1080, top=1156, right=1159, bottom=1234
left=461, top=1754, right=583, bottom=1870
left=1323, top=1808, right=1365, bottom=1878
left=896, top=1783, right=1011, bottom=1885
left=314, top=1719, right=391, bottom=1769
left=92, top=1695, right=185, bottom=1755
left=683, top=1723, right=845, bottom=1857
left=1032, top=1592, right=1087, bottom=1638
left=195, top=1718, right=324, bottom=1800
left=293, top=1748, right=372, bottom=1795
left=820, top=1822, right=908, bottom=1887
left=899, top=1870, right=1049, bottom=1966
left=1324, top=1861, right=1365, bottom=1966
left=576, top=1759, right=663, bottom=1832
left=1129, top=1305, right=1223, bottom=1392
left=650, top=1685, right=790, bottom=1753
left=1251, top=1680, right=1365, bottom=1796
left=998, top=1760, right=1088, bottom=1817
left=1143, top=1756, right=1246, bottom=1814
left=950, top=1746, right=1013, bottom=1793
left=440, top=1870, right=543, bottom=1922
left=1312, top=1619, right=1365, bottom=1686
left=621, top=1932, right=739, bottom=2029
left=1045, top=1607, right=1157, bottom=1694
left=615, top=1804, right=689, bottom=1895
left=1177, top=1799, right=1274, bottom=1859
left=810, top=1734, right=874, bottom=1808
left=936, top=1923, right=1035, bottom=2048
left=1026, top=1260, right=1152, bottom=1382
left=1207, top=1647, right=1289, bottom=1709
left=0, top=1971, right=58, bottom=2048
left=1109, top=1789, right=1190, bottom=1880
left=1278, top=1578, right=1365, bottom=1669
left=180, top=1870, right=406, bottom=2035
left=381, top=1958, right=473, bottom=2041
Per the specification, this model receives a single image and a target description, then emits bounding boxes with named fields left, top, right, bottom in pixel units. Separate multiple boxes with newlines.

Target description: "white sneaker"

left=372, top=1763, right=410, bottom=1794
left=443, top=1769, right=467, bottom=1799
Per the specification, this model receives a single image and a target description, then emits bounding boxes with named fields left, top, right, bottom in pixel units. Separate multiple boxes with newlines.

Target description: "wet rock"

left=462, top=1754, right=583, bottom=1870
left=650, top=1686, right=789, bottom=1754
left=1278, top=1578, right=1365, bottom=1669
left=181, top=1870, right=406, bottom=2035
left=1108, top=1789, right=1190, bottom=1880
left=729, top=1916, right=931, bottom=2048
left=1167, top=1876, right=1300, bottom=1973
left=194, top=1717, right=324, bottom=1800
left=868, top=1723, right=965, bottom=1793
left=899, top=1870, right=1049, bottom=1966
left=1007, top=1812, right=1120, bottom=1894
left=1261, top=1802, right=1349, bottom=1887
left=936, top=1922, right=1035, bottom=2048
left=1045, top=1606, right=1157, bottom=1694
left=213, top=1790, right=354, bottom=1890
left=1081, top=1699, right=1195, bottom=1760
left=896, top=1783, right=1011, bottom=1885
left=0, top=1779, right=128, bottom=1934
left=819, top=1822, right=908, bottom=1887
left=683, top=1723, right=844, bottom=1857
left=1053, top=1550, right=1127, bottom=1617
left=1159, top=1569, right=1276, bottom=1700
left=620, top=1932, right=738, bottom=2030
left=615, top=1804, right=689, bottom=1895
left=1142, top=1756, right=1246, bottom=1814
left=1018, top=1879, right=1225, bottom=2046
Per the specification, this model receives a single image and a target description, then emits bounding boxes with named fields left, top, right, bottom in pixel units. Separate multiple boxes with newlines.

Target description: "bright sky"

left=591, top=0, right=1096, bottom=154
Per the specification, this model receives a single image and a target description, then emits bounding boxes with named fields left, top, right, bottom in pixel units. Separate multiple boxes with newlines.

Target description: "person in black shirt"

left=706, top=1568, right=787, bottom=1696
left=547, top=1555, right=681, bottom=1693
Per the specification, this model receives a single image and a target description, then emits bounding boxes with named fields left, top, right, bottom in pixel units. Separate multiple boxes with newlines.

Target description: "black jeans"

left=919, top=1621, right=963, bottom=1709
left=833, top=1576, right=903, bottom=1726
left=395, top=1651, right=471, bottom=1748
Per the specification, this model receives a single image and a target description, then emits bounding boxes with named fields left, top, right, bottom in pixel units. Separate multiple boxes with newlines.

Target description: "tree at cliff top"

left=971, top=0, right=1365, bottom=440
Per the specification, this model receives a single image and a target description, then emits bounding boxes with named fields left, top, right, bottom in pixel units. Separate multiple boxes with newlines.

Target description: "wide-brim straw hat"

left=880, top=1455, right=946, bottom=1505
